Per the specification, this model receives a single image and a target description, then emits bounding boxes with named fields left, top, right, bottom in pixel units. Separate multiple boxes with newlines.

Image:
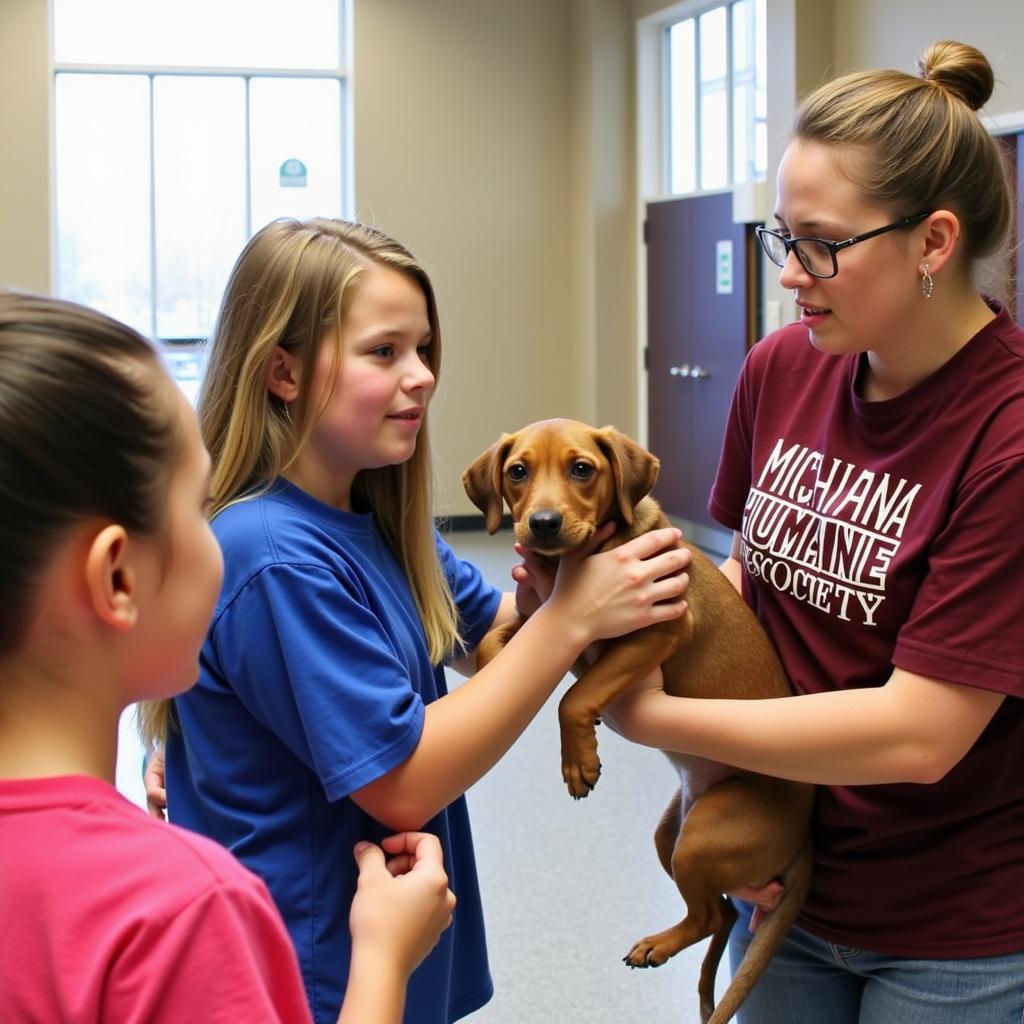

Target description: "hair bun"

left=917, top=40, right=994, bottom=111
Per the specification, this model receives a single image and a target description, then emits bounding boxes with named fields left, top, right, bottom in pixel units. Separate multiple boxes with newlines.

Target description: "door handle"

left=668, top=364, right=710, bottom=379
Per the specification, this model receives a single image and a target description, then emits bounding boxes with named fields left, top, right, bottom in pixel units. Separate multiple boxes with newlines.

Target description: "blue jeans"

left=728, top=901, right=1024, bottom=1024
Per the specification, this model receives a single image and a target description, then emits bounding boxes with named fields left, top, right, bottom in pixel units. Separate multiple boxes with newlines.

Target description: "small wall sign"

left=279, top=159, right=308, bottom=188
left=715, top=239, right=734, bottom=294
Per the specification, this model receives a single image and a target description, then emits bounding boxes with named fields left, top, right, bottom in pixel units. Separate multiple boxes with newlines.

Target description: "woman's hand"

left=732, top=881, right=785, bottom=933
left=349, top=832, right=456, bottom=978
left=545, top=527, right=691, bottom=646
left=144, top=747, right=168, bottom=821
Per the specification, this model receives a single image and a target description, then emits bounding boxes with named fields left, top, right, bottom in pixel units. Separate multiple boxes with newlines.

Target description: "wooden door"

left=646, top=191, right=758, bottom=535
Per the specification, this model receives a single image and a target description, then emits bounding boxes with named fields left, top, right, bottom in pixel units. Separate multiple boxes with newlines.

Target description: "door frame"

left=635, top=7, right=768, bottom=558
left=635, top=8, right=1024, bottom=460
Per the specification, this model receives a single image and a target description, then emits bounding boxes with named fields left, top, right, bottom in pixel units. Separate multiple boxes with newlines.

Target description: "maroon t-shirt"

left=709, top=304, right=1024, bottom=957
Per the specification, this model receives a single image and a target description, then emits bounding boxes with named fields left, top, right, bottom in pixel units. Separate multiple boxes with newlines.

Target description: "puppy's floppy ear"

left=594, top=425, right=660, bottom=527
left=462, top=434, right=515, bottom=534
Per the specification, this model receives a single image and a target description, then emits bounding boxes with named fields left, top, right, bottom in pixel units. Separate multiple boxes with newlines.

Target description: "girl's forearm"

left=337, top=956, right=406, bottom=1024
left=356, top=530, right=688, bottom=829
left=447, top=593, right=518, bottom=677
left=353, top=603, right=586, bottom=830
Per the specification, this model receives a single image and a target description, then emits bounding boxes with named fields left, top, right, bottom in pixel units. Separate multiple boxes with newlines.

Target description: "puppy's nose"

left=529, top=509, right=563, bottom=540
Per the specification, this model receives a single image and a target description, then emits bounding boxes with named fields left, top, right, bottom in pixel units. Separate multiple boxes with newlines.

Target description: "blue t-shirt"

left=167, top=480, right=502, bottom=1024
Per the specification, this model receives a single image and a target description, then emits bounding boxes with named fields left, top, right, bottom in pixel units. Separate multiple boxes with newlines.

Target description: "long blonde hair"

left=793, top=40, right=1012, bottom=274
left=139, top=218, right=459, bottom=749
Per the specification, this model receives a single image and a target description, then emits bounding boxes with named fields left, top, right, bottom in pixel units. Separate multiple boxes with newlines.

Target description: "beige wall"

left=355, top=0, right=639, bottom=516
left=832, top=0, right=1024, bottom=115
left=571, top=0, right=637, bottom=432
left=0, top=0, right=50, bottom=292
left=4, top=0, right=1024, bottom=516
left=355, top=0, right=574, bottom=516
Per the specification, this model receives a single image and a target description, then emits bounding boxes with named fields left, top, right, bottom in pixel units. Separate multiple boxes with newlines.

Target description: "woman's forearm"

left=606, top=669, right=1003, bottom=787
left=719, top=553, right=744, bottom=594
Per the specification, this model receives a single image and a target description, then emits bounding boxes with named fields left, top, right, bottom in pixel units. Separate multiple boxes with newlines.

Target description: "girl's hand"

left=546, top=527, right=691, bottom=645
left=510, top=542, right=555, bottom=618
left=144, top=747, right=168, bottom=821
left=511, top=524, right=624, bottom=616
left=349, top=832, right=457, bottom=978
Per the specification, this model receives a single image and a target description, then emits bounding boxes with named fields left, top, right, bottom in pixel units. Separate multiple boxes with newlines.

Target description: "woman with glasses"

left=606, top=39, right=1024, bottom=1023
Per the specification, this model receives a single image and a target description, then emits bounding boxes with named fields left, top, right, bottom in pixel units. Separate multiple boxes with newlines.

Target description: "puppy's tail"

left=705, top=836, right=813, bottom=1024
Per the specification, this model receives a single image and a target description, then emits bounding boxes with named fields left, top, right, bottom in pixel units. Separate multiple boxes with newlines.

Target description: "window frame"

left=50, top=2, right=353, bottom=345
left=664, top=0, right=766, bottom=196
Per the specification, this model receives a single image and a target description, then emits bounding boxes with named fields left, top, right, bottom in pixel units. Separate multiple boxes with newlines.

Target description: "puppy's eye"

left=507, top=463, right=528, bottom=482
left=570, top=461, right=594, bottom=480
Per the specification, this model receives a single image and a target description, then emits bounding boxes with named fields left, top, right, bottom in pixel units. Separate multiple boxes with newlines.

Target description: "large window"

left=668, top=0, right=766, bottom=194
left=52, top=0, right=351, bottom=353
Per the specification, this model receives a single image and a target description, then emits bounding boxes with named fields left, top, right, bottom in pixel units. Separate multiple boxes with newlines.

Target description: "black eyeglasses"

left=755, top=212, right=932, bottom=279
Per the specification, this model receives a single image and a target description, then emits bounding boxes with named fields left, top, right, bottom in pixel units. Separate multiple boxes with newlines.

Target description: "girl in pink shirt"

left=0, top=290, right=455, bottom=1024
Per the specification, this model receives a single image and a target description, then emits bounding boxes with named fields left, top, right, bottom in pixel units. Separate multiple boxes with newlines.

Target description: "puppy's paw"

left=623, top=928, right=683, bottom=969
left=562, top=757, right=601, bottom=799
left=623, top=939, right=667, bottom=969
left=560, top=728, right=602, bottom=799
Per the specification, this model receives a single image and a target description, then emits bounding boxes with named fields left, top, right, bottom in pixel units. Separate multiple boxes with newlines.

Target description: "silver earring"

left=921, top=264, right=934, bottom=299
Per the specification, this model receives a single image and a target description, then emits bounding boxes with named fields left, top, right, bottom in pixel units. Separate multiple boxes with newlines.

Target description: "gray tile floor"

left=447, top=529, right=729, bottom=1024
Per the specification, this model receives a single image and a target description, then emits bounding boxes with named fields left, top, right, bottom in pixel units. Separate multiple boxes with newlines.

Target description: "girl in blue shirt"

left=141, top=217, right=687, bottom=1024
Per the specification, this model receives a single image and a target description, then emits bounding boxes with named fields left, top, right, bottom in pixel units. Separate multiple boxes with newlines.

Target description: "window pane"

left=732, top=82, right=749, bottom=185
left=55, top=74, right=152, bottom=334
left=249, top=78, right=344, bottom=229
left=153, top=77, right=248, bottom=340
left=699, top=7, right=727, bottom=84
left=732, top=0, right=755, bottom=185
left=732, top=0, right=752, bottom=74
left=53, top=0, right=340, bottom=69
left=163, top=346, right=209, bottom=407
left=700, top=89, right=728, bottom=190
left=699, top=7, right=728, bottom=191
left=668, top=20, right=697, bottom=195
left=754, top=0, right=768, bottom=177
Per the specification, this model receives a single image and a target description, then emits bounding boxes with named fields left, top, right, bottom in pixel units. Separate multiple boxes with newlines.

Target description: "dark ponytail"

left=0, top=291, right=179, bottom=654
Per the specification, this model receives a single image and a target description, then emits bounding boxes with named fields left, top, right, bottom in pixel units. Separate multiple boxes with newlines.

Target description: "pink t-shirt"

left=0, top=774, right=313, bottom=1022
left=710, top=305, right=1024, bottom=957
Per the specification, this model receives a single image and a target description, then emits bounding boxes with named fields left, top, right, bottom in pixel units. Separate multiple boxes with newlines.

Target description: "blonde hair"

left=139, top=218, right=459, bottom=750
left=794, top=40, right=1012, bottom=267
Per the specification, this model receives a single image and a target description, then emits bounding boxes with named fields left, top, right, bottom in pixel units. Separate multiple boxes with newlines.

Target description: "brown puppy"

left=462, top=418, right=814, bottom=1024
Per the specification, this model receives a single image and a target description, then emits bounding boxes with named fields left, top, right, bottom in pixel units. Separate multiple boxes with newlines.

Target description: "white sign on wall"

left=716, top=239, right=734, bottom=294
